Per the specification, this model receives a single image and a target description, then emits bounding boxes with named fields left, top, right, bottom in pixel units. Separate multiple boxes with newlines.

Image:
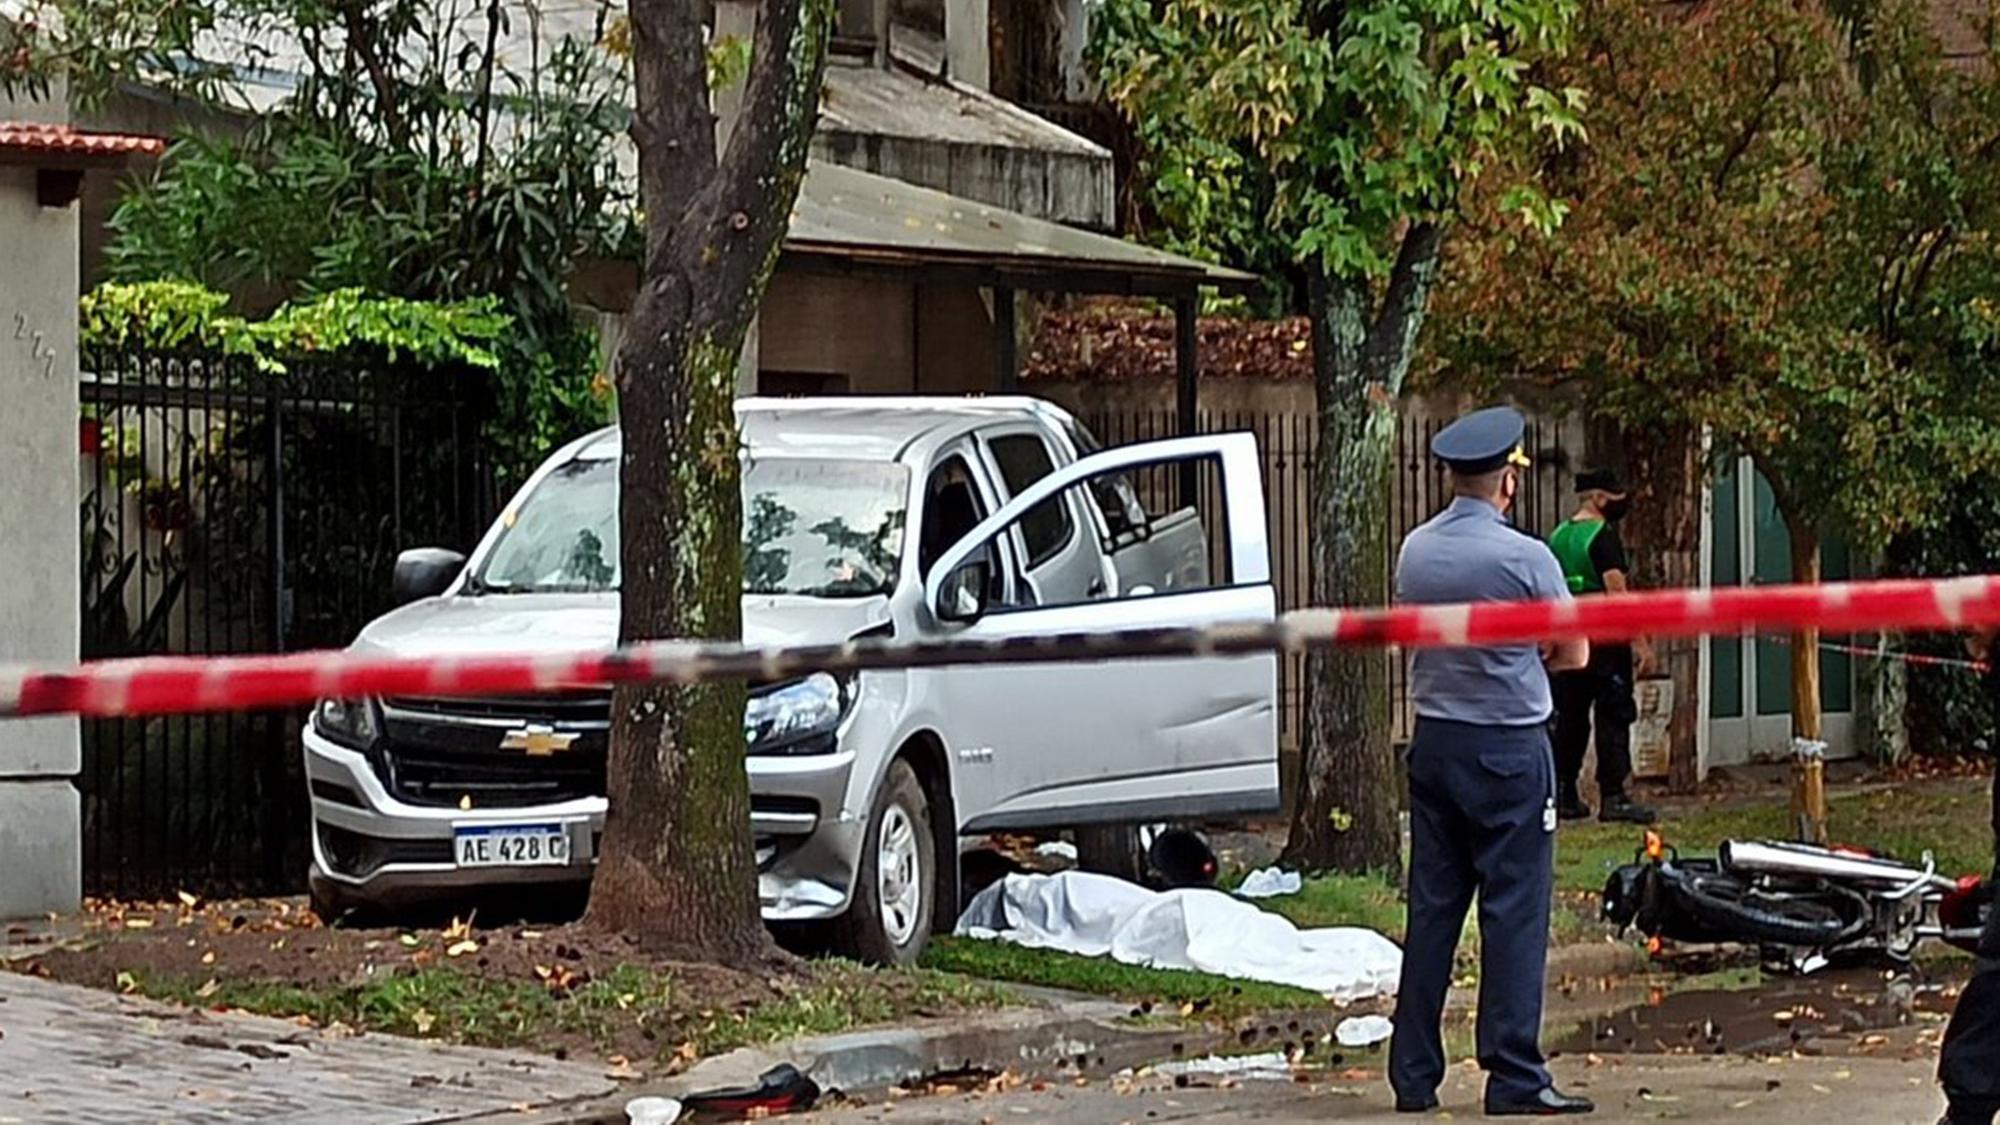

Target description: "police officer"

left=1549, top=468, right=1659, bottom=824
left=1389, top=407, right=1594, bottom=1117
left=1939, top=895, right=2000, bottom=1124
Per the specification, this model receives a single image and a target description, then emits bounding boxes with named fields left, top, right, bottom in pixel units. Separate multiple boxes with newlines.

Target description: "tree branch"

left=1899, top=225, right=1954, bottom=334
left=682, top=0, right=833, bottom=313
left=336, top=1, right=409, bottom=147
left=1358, top=221, right=1444, bottom=396
left=628, top=0, right=721, bottom=265
left=1712, top=38, right=1788, bottom=198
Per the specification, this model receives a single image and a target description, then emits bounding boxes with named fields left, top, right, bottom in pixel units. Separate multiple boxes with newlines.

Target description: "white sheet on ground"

left=956, top=871, right=1402, bottom=1004
left=1236, top=867, right=1304, bottom=899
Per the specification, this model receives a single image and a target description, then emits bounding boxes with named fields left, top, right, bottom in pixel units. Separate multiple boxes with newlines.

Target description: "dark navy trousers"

left=1390, top=718, right=1557, bottom=1107
left=1940, top=900, right=2000, bottom=1124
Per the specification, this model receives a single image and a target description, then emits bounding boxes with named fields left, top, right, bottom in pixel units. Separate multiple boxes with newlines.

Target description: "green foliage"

left=81, top=281, right=509, bottom=372
left=78, top=280, right=236, bottom=352
left=1887, top=472, right=2000, bottom=756
left=1433, top=0, right=2000, bottom=554
left=10, top=0, right=637, bottom=483
left=707, top=34, right=753, bottom=91
left=1092, top=0, right=1584, bottom=310
left=257, top=290, right=507, bottom=369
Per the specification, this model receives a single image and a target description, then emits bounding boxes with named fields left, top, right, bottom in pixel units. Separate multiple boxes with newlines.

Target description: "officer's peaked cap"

left=1431, top=406, right=1531, bottom=475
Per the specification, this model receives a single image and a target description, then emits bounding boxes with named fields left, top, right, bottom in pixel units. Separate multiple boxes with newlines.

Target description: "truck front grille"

left=376, top=695, right=610, bottom=808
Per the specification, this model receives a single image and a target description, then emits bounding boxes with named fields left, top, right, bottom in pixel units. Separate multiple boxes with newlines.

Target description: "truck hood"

left=349, top=592, right=893, bottom=660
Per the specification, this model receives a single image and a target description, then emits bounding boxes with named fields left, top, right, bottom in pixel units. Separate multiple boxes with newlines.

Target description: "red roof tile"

left=0, top=121, right=166, bottom=160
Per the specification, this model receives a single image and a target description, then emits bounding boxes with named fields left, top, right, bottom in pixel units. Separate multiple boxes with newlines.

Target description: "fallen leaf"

left=412, top=1008, right=437, bottom=1035
left=1812, top=1084, right=1833, bottom=1095
left=605, top=1055, right=641, bottom=1080
left=115, top=971, right=138, bottom=993
left=201, top=951, right=216, bottom=966
left=195, top=979, right=221, bottom=1000
left=446, top=940, right=480, bottom=958
left=125, top=917, right=154, bottom=930
left=177, top=891, right=199, bottom=908
left=399, top=933, right=422, bottom=948
left=1731, top=1100, right=1756, bottom=1110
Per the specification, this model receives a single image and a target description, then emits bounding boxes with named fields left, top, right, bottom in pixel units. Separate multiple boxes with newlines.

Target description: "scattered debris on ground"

left=4, top=899, right=1012, bottom=1075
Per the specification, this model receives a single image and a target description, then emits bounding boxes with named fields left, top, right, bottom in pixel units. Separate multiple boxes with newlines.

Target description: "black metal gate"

left=79, top=349, right=494, bottom=898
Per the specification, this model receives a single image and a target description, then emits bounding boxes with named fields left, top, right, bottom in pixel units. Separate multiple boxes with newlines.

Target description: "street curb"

left=463, top=998, right=1183, bottom=1125
left=471, top=939, right=1653, bottom=1125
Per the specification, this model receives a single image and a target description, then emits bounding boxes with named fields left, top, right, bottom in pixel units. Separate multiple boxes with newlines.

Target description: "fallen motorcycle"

left=1603, top=831, right=1990, bottom=967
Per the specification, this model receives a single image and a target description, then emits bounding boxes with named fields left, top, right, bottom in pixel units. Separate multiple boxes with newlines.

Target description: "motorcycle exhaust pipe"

left=1721, top=840, right=1946, bottom=888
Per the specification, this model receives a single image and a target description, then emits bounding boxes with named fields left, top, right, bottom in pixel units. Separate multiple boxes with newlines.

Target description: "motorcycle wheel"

left=1675, top=871, right=1871, bottom=949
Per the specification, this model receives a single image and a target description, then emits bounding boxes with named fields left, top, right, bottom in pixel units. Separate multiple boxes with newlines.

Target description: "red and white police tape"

left=6, top=575, right=2000, bottom=720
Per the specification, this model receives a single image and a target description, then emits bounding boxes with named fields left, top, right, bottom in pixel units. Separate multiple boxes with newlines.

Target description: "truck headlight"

left=744, top=673, right=852, bottom=755
left=312, top=697, right=379, bottom=751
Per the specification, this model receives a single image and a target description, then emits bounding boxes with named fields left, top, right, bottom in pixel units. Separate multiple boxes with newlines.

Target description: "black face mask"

left=1602, top=497, right=1632, bottom=522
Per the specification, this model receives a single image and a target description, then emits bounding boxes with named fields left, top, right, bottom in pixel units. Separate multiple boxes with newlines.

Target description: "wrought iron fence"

left=78, top=349, right=494, bottom=898
left=1074, top=404, right=1578, bottom=750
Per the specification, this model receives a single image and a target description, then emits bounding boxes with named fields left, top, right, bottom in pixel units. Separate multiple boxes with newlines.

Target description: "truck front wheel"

left=828, top=760, right=936, bottom=966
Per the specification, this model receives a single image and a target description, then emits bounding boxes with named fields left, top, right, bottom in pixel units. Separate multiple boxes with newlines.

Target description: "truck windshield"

left=472, top=456, right=910, bottom=597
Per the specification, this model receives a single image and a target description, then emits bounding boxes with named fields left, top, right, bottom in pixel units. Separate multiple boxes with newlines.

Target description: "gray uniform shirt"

left=1396, top=496, right=1573, bottom=727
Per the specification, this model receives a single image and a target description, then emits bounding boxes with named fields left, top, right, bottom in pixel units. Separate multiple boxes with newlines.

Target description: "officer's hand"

left=1636, top=642, right=1660, bottom=677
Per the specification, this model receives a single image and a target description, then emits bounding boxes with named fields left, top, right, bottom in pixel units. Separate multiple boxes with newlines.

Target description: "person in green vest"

left=1548, top=469, right=1658, bottom=824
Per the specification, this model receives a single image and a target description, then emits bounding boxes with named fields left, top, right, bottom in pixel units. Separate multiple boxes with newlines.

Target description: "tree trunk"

left=1621, top=421, right=1703, bottom=792
left=1787, top=519, right=1823, bottom=740
left=1785, top=512, right=1828, bottom=844
left=1282, top=225, right=1442, bottom=875
left=585, top=0, right=832, bottom=961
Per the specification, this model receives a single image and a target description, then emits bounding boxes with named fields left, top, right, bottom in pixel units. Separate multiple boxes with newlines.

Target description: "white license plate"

left=454, top=824, right=570, bottom=868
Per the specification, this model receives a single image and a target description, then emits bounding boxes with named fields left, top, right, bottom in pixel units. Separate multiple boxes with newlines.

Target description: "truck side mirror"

left=393, top=548, right=466, bottom=604
left=936, top=557, right=992, bottom=624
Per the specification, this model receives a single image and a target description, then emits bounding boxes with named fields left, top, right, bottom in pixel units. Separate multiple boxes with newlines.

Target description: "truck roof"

left=573, top=396, right=1082, bottom=463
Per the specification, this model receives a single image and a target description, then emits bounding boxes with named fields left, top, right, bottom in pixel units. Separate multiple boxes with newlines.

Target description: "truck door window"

left=1061, top=420, right=1149, bottom=546
left=979, top=452, right=1230, bottom=612
left=986, top=434, right=1074, bottom=568
left=919, top=457, right=1003, bottom=599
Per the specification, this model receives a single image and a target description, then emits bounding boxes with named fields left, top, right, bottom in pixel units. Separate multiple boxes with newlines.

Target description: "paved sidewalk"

left=0, top=971, right=616, bottom=1123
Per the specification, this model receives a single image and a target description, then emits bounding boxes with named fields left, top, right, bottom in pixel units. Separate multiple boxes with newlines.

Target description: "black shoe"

left=1557, top=797, right=1593, bottom=822
left=1486, top=1086, right=1595, bottom=1116
left=1599, top=796, right=1657, bottom=825
left=1396, top=1093, right=1440, bottom=1113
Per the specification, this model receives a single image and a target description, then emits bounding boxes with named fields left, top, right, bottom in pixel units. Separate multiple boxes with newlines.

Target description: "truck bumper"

left=303, top=726, right=867, bottom=921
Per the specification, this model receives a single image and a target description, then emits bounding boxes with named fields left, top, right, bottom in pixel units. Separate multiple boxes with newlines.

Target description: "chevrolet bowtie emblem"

left=501, top=724, right=578, bottom=756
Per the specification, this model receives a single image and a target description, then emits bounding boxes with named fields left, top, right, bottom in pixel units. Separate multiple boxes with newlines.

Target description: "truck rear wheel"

left=828, top=760, right=936, bottom=966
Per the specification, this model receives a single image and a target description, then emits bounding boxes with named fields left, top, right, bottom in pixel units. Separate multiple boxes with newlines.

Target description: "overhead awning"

left=784, top=160, right=1260, bottom=298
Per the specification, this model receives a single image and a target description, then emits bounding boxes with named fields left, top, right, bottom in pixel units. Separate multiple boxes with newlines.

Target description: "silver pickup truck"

left=303, top=396, right=1278, bottom=963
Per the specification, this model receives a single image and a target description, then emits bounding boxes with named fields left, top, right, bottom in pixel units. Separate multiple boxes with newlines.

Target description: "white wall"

left=0, top=85, right=84, bottom=919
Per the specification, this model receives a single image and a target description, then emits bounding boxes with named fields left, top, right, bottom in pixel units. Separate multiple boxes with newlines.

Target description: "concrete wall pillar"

left=0, top=86, right=83, bottom=920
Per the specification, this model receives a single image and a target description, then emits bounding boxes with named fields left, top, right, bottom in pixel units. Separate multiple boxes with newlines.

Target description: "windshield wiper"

left=461, top=575, right=517, bottom=596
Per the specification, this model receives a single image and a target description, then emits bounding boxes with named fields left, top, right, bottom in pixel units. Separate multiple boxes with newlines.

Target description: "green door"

left=1707, top=458, right=1855, bottom=763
